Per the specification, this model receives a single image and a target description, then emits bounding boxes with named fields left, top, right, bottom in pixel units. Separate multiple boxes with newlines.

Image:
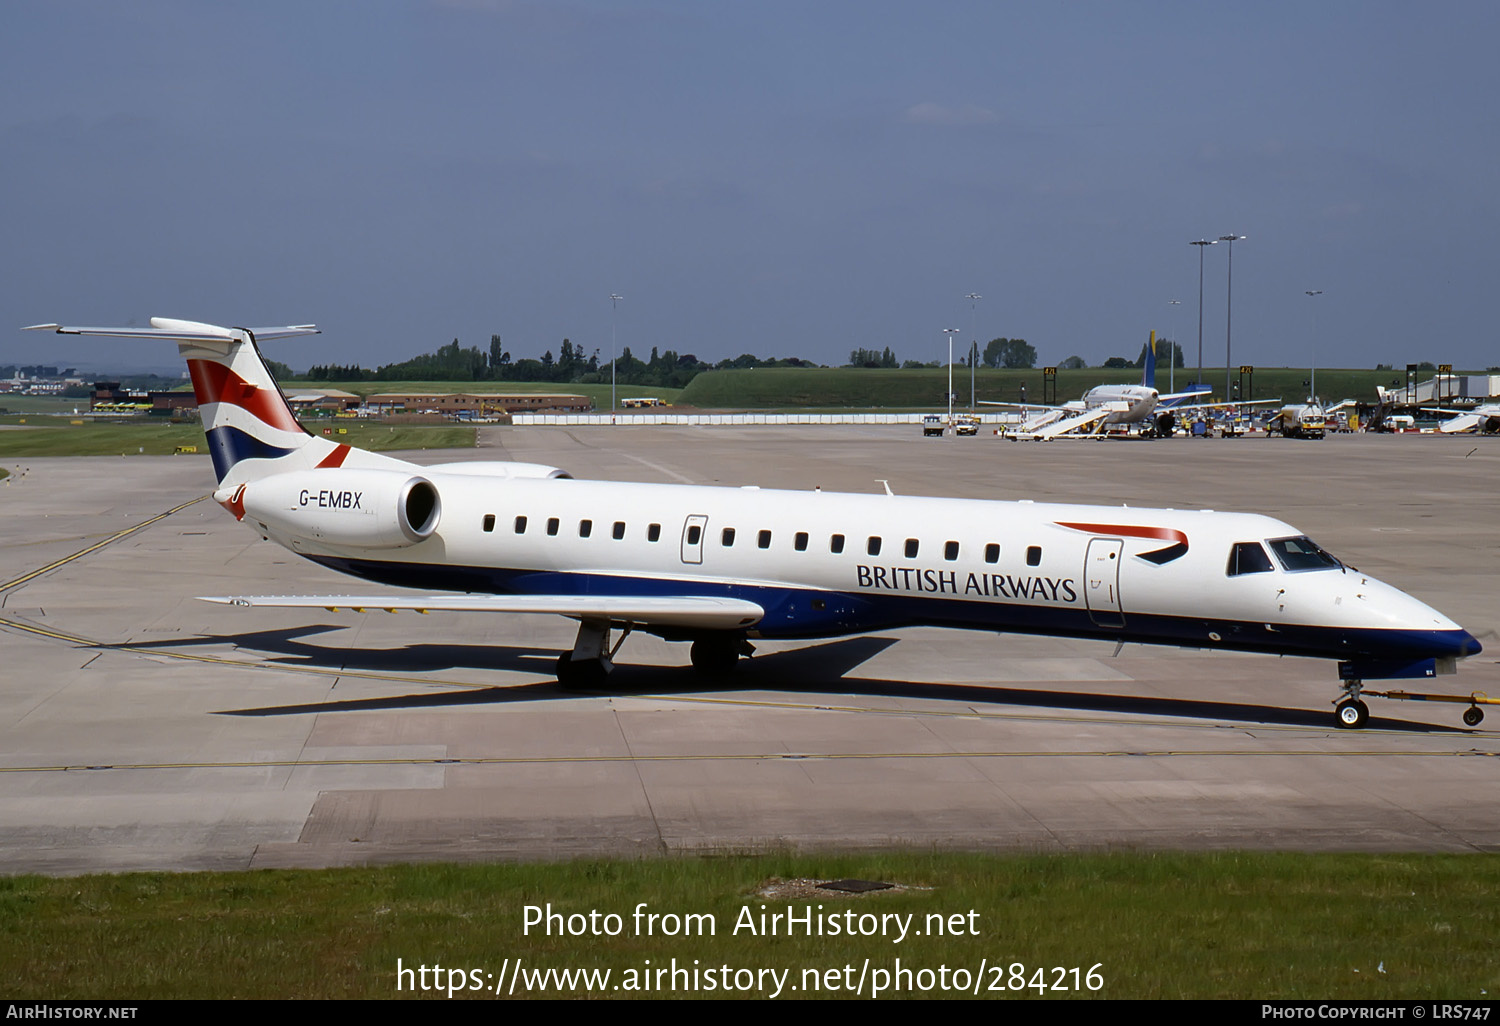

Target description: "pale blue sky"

left=4, top=1, right=1498, bottom=374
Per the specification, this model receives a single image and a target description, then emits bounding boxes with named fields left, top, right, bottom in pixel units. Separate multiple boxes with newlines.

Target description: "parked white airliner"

left=24, top=319, right=1484, bottom=729
left=984, top=335, right=1272, bottom=439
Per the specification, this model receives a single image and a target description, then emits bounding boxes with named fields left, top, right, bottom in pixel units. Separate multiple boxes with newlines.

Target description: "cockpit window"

left=1268, top=535, right=1342, bottom=572
left=1226, top=541, right=1274, bottom=576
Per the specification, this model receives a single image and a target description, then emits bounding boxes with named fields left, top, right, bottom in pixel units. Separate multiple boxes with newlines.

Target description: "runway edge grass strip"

left=1, top=852, right=1496, bottom=999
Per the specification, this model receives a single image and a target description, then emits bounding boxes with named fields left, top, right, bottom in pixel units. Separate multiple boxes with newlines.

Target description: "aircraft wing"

left=200, top=593, right=765, bottom=629
left=1165, top=398, right=1282, bottom=414
left=977, top=400, right=1063, bottom=410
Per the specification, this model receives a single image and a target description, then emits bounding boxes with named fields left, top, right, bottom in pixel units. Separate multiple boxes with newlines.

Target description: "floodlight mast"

left=609, top=294, right=623, bottom=416
left=1305, top=289, right=1323, bottom=403
left=966, top=293, right=981, bottom=410
left=943, top=328, right=961, bottom=431
left=1167, top=299, right=1181, bottom=393
left=1219, top=234, right=1246, bottom=401
left=1189, top=239, right=1217, bottom=389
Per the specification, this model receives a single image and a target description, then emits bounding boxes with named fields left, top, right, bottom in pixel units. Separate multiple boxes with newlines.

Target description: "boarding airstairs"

left=1011, top=406, right=1113, bottom=440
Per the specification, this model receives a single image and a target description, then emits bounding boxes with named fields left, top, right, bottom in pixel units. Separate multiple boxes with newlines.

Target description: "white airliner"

left=23, top=319, right=1485, bottom=729
left=1424, top=404, right=1500, bottom=435
left=985, top=335, right=1270, bottom=439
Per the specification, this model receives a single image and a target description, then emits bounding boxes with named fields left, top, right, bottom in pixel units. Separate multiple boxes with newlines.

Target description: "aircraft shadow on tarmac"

left=147, top=628, right=1464, bottom=733
left=110, top=623, right=563, bottom=675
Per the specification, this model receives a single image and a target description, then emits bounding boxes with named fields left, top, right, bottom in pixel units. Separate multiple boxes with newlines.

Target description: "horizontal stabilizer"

left=201, top=593, right=766, bottom=630
left=23, top=319, right=319, bottom=342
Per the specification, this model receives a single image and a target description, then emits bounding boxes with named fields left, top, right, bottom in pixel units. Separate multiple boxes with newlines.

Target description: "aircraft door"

left=1084, top=538, right=1125, bottom=628
left=680, top=514, right=708, bottom=565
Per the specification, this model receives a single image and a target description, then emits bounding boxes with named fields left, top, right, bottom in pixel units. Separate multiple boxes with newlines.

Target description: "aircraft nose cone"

left=1454, top=629, right=1483, bottom=658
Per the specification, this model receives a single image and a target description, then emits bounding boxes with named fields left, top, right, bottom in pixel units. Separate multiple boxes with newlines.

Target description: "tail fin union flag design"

left=187, top=358, right=307, bottom=482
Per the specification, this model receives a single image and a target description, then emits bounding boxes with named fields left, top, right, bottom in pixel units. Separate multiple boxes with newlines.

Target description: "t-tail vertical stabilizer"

left=1142, top=330, right=1157, bottom=390
left=22, top=318, right=413, bottom=490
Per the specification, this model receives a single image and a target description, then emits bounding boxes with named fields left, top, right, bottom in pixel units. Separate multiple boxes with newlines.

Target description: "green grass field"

left=2, top=852, right=1495, bottom=999
left=294, top=379, right=685, bottom=408
left=0, top=420, right=477, bottom=458
left=0, top=395, right=89, bottom=415
left=677, top=366, right=1445, bottom=410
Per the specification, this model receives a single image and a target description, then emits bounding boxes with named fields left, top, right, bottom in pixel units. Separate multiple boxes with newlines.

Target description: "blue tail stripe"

left=206, top=425, right=298, bottom=481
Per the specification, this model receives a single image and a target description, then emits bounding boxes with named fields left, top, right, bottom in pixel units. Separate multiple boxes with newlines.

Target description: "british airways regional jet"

left=23, top=318, right=1485, bottom=729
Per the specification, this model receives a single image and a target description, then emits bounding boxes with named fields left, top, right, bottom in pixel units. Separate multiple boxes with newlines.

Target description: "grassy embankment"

left=678, top=367, right=1441, bottom=410
left=2, top=852, right=1495, bottom=999
left=286, top=379, right=685, bottom=408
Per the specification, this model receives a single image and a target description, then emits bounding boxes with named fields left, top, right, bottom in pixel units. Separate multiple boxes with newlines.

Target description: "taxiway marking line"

left=0, top=496, right=206, bottom=594
left=0, top=748, right=1494, bottom=775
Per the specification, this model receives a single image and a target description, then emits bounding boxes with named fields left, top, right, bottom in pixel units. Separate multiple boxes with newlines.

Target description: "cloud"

left=903, top=102, right=999, bottom=127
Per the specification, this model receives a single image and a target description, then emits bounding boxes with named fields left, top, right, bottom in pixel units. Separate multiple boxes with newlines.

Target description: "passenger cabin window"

left=1268, top=535, right=1341, bottom=572
left=648, top=523, right=661, bottom=542
left=513, top=516, right=527, bottom=534
left=794, top=532, right=809, bottom=552
left=984, top=543, right=1000, bottom=564
left=722, top=527, right=736, bottom=547
left=867, top=536, right=882, bottom=556
left=482, top=514, right=496, bottom=533
left=1026, top=546, right=1042, bottom=567
left=612, top=521, right=626, bottom=540
left=547, top=517, right=560, bottom=537
left=579, top=519, right=593, bottom=538
left=1227, top=541, right=1275, bottom=576
left=830, top=534, right=845, bottom=554
left=686, top=525, right=701, bottom=545
left=944, top=541, right=960, bottom=561
left=758, top=530, right=772, bottom=549
left=904, top=538, right=919, bottom=559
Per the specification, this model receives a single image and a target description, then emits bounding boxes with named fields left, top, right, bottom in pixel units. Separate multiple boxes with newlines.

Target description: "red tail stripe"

left=1055, top=521, right=1188, bottom=545
left=187, top=359, right=303, bottom=434
left=316, top=444, right=351, bottom=469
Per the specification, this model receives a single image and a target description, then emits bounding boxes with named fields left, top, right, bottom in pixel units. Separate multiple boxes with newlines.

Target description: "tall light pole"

left=1167, top=299, right=1182, bottom=393
left=943, top=328, right=961, bottom=431
left=1189, top=239, right=1217, bottom=389
left=609, top=293, right=623, bottom=415
left=1305, top=290, right=1323, bottom=403
left=1219, top=234, right=1246, bottom=402
left=966, top=293, right=981, bottom=410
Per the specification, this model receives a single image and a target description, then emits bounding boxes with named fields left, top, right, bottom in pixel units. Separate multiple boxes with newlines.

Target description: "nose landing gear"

left=1334, top=679, right=1369, bottom=729
left=1334, top=678, right=1495, bottom=729
left=1335, top=697, right=1369, bottom=729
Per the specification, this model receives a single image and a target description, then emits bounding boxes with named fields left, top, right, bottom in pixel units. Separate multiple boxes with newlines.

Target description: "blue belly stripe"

left=300, top=555, right=1481, bottom=663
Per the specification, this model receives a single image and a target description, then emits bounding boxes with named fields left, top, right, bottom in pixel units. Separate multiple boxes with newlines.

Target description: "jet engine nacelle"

left=423, top=461, right=572, bottom=480
left=234, top=469, right=441, bottom=549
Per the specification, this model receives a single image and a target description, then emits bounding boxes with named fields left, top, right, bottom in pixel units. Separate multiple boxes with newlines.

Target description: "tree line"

left=850, top=338, right=1188, bottom=372
left=303, top=336, right=814, bottom=387
left=292, top=334, right=1205, bottom=387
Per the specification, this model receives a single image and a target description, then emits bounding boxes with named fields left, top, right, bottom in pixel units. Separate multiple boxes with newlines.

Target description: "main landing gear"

left=554, top=621, right=753, bottom=689
left=690, top=635, right=755, bottom=675
left=555, top=620, right=629, bottom=690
